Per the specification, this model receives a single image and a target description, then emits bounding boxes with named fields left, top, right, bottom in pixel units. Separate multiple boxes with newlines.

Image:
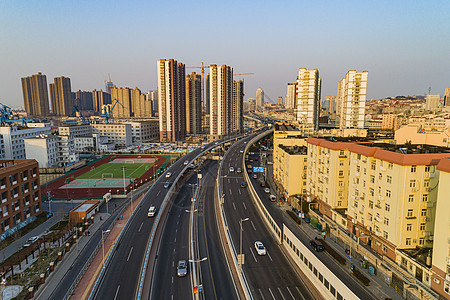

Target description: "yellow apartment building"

left=273, top=144, right=307, bottom=197
left=431, top=158, right=450, bottom=298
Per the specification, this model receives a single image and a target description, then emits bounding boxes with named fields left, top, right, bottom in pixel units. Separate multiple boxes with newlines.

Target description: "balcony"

left=378, top=195, right=384, bottom=201
left=35, top=196, right=38, bottom=201
left=33, top=173, right=36, bottom=177
left=36, top=207, right=39, bottom=213
left=25, top=201, right=29, bottom=206
left=380, top=166, right=386, bottom=171
left=1, top=198, right=6, bottom=203
left=12, top=180, right=17, bottom=185
left=423, top=216, right=430, bottom=222
left=426, top=202, right=434, bottom=208
left=406, top=215, right=416, bottom=220
left=411, top=187, right=418, bottom=192
left=34, top=185, right=38, bottom=189
left=14, top=193, right=18, bottom=198
left=23, top=177, right=27, bottom=181
left=339, top=186, right=345, bottom=190
left=375, top=217, right=381, bottom=222
left=0, top=185, right=5, bottom=190
left=425, top=172, right=435, bottom=178
left=3, top=212, right=7, bottom=217
left=24, top=189, right=28, bottom=193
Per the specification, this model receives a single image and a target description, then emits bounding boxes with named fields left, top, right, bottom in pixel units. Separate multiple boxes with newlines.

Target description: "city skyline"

left=1, top=1, right=449, bottom=108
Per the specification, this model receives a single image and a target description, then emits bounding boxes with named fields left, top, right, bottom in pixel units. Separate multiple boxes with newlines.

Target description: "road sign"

left=198, top=285, right=203, bottom=293
left=253, top=167, right=263, bottom=173
left=194, top=286, right=198, bottom=294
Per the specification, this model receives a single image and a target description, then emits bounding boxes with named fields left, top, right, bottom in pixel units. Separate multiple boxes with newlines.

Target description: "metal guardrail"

left=216, top=137, right=253, bottom=300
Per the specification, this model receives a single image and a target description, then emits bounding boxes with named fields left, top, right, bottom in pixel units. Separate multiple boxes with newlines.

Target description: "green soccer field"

left=77, top=162, right=155, bottom=180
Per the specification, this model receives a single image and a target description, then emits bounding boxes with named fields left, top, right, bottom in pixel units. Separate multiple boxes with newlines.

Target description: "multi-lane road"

left=221, top=138, right=316, bottom=300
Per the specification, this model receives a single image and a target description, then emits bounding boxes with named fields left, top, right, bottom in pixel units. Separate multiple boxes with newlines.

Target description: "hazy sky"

left=1, top=0, right=449, bottom=108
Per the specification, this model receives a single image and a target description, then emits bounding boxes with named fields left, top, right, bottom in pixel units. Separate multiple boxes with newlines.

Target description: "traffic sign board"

left=253, top=167, right=264, bottom=173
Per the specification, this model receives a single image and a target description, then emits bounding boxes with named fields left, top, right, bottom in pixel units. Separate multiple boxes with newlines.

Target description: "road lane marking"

left=174, top=237, right=177, bottom=243
left=172, top=261, right=174, bottom=267
left=228, top=179, right=230, bottom=183
left=243, top=202, right=247, bottom=210
left=295, top=287, right=307, bottom=300
left=251, top=221, right=256, bottom=231
left=113, top=285, right=120, bottom=300
left=232, top=202, right=236, bottom=210
left=267, top=251, right=273, bottom=261
left=172, top=276, right=174, bottom=283
left=238, top=189, right=241, bottom=195
left=229, top=189, right=232, bottom=195
left=138, top=222, right=143, bottom=232
left=157, top=190, right=161, bottom=196
left=127, top=247, right=133, bottom=261
left=250, top=247, right=257, bottom=262
left=286, top=287, right=295, bottom=299
left=268, top=288, right=276, bottom=300
left=258, top=289, right=266, bottom=299
left=278, top=287, right=286, bottom=300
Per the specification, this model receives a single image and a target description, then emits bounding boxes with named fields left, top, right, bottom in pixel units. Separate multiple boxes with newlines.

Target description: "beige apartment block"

left=273, top=145, right=307, bottom=197
left=209, top=64, right=233, bottom=136
left=337, top=70, right=368, bottom=130
left=232, top=80, right=244, bottom=133
left=306, top=138, right=351, bottom=213
left=431, top=158, right=450, bottom=298
left=395, top=124, right=450, bottom=147
left=295, top=68, right=321, bottom=133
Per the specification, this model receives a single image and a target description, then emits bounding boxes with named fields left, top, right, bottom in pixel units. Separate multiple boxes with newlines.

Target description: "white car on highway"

left=254, top=241, right=266, bottom=255
left=229, top=167, right=234, bottom=172
left=165, top=172, right=172, bottom=178
left=264, top=187, right=270, bottom=194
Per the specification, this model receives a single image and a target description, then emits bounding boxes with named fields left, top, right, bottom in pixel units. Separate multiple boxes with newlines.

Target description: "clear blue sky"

left=1, top=0, right=449, bottom=107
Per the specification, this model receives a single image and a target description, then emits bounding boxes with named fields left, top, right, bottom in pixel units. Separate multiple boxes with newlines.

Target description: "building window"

left=419, top=238, right=425, bottom=245
left=406, top=238, right=412, bottom=246
left=424, top=180, right=430, bottom=187
left=385, top=204, right=390, bottom=212
left=408, top=195, right=414, bottom=202
left=339, top=160, right=344, bottom=166
left=379, top=173, right=382, bottom=180
left=388, top=162, right=393, bottom=169
left=420, top=223, right=425, bottom=231
left=339, top=170, right=344, bottom=177
left=422, top=195, right=428, bottom=202
left=370, top=175, right=375, bottom=183
left=425, top=165, right=431, bottom=172
left=382, top=245, right=388, bottom=253
left=387, top=176, right=392, bottom=184
left=411, top=165, right=416, bottom=173
left=370, top=188, right=374, bottom=196
left=407, top=209, right=413, bottom=217
left=371, top=162, right=376, bottom=170
left=410, top=180, right=416, bottom=188
left=421, top=209, right=427, bottom=217
left=339, top=181, right=343, bottom=187
left=386, top=190, right=391, bottom=197
left=383, top=231, right=388, bottom=239
left=384, top=218, right=389, bottom=225
left=406, top=224, right=412, bottom=231
left=369, top=201, right=373, bottom=209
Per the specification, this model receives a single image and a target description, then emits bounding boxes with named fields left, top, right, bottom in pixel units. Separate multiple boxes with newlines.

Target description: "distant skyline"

left=1, top=0, right=449, bottom=108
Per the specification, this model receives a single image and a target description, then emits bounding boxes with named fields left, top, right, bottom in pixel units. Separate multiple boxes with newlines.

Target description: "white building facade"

left=296, top=68, right=321, bottom=133
left=0, top=126, right=51, bottom=159
left=337, top=70, right=368, bottom=129
left=92, top=123, right=132, bottom=147
left=209, top=64, right=233, bottom=136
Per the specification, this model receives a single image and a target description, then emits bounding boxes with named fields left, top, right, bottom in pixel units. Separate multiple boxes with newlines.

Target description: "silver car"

left=177, top=260, right=188, bottom=277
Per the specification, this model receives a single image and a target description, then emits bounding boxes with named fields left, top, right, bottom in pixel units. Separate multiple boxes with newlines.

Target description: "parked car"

left=240, top=182, right=248, bottom=188
left=177, top=260, right=188, bottom=277
left=310, top=240, right=324, bottom=251
left=254, top=241, right=266, bottom=255
left=23, top=236, right=39, bottom=247
left=264, top=188, right=270, bottom=194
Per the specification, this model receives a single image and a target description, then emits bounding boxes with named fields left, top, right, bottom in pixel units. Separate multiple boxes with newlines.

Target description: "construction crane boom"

left=234, top=73, right=254, bottom=76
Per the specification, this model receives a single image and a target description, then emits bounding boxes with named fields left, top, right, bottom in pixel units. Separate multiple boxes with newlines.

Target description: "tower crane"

left=100, top=99, right=125, bottom=124
left=186, top=62, right=210, bottom=112
left=233, top=73, right=254, bottom=97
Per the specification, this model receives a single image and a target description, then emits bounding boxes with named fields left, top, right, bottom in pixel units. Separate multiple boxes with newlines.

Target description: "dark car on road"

left=240, top=182, right=247, bottom=188
left=310, top=240, right=324, bottom=251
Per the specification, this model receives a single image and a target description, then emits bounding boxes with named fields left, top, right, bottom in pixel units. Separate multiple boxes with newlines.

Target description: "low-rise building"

left=273, top=145, right=307, bottom=197
left=91, top=123, right=132, bottom=147
left=58, top=124, right=93, bottom=137
left=0, top=126, right=51, bottom=159
left=123, top=120, right=159, bottom=144
left=0, top=159, right=42, bottom=235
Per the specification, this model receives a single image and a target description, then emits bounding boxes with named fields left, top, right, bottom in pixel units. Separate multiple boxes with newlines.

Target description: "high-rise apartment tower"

left=157, top=59, right=186, bottom=142
left=186, top=73, right=202, bottom=134
left=49, top=76, right=72, bottom=116
left=209, top=64, right=233, bottom=136
left=296, top=68, right=321, bottom=132
left=21, top=72, right=50, bottom=117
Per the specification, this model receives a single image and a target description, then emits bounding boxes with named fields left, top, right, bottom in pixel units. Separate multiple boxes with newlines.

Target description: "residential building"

left=74, top=134, right=110, bottom=152
left=131, top=88, right=152, bottom=118
left=105, top=76, right=114, bottom=94
left=285, top=82, right=297, bottom=110
left=209, top=64, right=233, bottom=136
left=24, top=134, right=78, bottom=168
left=0, top=159, right=42, bottom=234
left=146, top=90, right=158, bottom=116
left=0, top=126, right=51, bottom=159
left=444, top=88, right=450, bottom=107
left=123, top=120, right=159, bottom=144
left=232, top=80, right=244, bottom=133
left=395, top=124, right=450, bottom=147
left=277, top=96, right=283, bottom=106
left=431, top=158, right=450, bottom=298
left=21, top=72, right=50, bottom=117
left=58, top=124, right=93, bottom=137
left=336, top=70, right=368, bottom=129
left=49, top=76, right=72, bottom=116
left=110, top=87, right=132, bottom=118
left=92, top=89, right=112, bottom=113
left=205, top=73, right=210, bottom=114
left=74, top=90, right=94, bottom=111
left=425, top=94, right=441, bottom=111
left=186, top=73, right=202, bottom=135
left=296, top=68, right=321, bottom=133
left=273, top=144, right=307, bottom=197
left=256, top=88, right=264, bottom=110
left=157, top=58, right=186, bottom=142
left=92, top=123, right=132, bottom=147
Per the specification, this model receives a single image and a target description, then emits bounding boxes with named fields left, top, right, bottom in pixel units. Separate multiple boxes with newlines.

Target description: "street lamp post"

left=102, top=229, right=111, bottom=270
left=239, top=217, right=249, bottom=273
left=121, top=167, right=127, bottom=195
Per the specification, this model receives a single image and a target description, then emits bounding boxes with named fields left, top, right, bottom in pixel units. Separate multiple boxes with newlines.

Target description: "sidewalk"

left=34, top=212, right=108, bottom=300
left=69, top=193, right=144, bottom=300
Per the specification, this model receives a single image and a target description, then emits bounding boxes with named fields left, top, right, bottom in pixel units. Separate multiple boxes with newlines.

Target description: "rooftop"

left=279, top=145, right=307, bottom=155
